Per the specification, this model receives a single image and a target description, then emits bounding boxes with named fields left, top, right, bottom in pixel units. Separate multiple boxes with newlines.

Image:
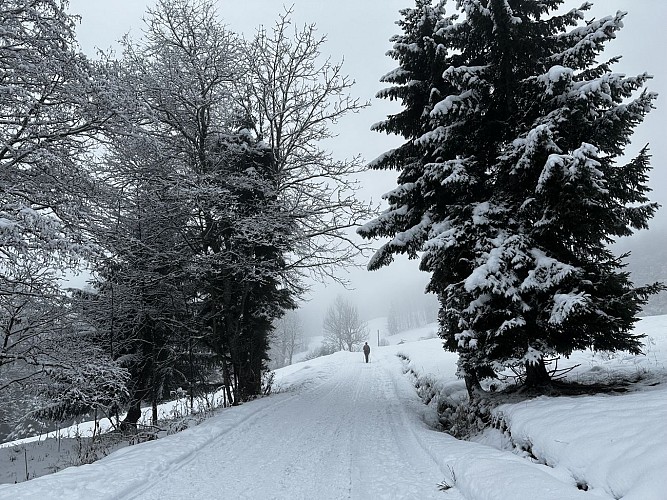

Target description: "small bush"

left=437, top=397, right=492, bottom=439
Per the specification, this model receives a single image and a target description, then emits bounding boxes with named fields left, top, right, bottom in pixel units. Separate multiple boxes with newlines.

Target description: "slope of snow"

left=397, top=316, right=667, bottom=500
left=385, top=322, right=439, bottom=345
left=1, top=317, right=666, bottom=499
left=487, top=386, right=667, bottom=499
left=1, top=391, right=226, bottom=451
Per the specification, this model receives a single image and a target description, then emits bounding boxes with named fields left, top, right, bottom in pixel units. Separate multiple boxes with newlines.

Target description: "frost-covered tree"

left=0, top=0, right=125, bottom=436
left=87, top=0, right=297, bottom=413
left=237, top=8, right=374, bottom=286
left=99, top=0, right=373, bottom=405
left=86, top=130, right=197, bottom=427
left=0, top=260, right=128, bottom=438
left=269, top=311, right=304, bottom=369
left=322, top=296, right=368, bottom=352
left=194, top=132, right=296, bottom=401
left=360, top=0, right=662, bottom=394
left=0, top=0, right=109, bottom=269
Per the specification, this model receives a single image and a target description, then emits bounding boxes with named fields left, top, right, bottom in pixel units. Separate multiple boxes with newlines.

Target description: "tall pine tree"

left=360, top=0, right=662, bottom=394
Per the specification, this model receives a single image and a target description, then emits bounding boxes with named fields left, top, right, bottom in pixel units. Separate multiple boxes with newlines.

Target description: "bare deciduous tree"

left=0, top=260, right=128, bottom=439
left=0, top=0, right=125, bottom=438
left=0, top=0, right=109, bottom=269
left=322, top=295, right=368, bottom=352
left=237, top=8, right=375, bottom=287
left=269, top=311, right=304, bottom=368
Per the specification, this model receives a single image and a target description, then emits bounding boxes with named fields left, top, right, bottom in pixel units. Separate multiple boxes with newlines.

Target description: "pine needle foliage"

left=360, top=0, right=663, bottom=391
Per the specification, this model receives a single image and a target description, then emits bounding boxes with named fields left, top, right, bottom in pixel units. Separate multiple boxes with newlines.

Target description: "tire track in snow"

left=347, top=357, right=451, bottom=499
left=116, top=364, right=342, bottom=500
left=118, top=352, right=454, bottom=499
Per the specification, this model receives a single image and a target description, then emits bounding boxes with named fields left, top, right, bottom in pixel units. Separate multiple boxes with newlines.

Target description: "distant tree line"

left=386, top=295, right=438, bottom=336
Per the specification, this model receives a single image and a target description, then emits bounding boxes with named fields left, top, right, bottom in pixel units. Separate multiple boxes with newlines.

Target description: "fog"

left=69, top=0, right=667, bottom=335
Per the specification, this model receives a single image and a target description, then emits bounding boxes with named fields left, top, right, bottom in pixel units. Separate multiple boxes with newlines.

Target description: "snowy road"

left=2, top=343, right=603, bottom=500
left=119, top=354, right=451, bottom=500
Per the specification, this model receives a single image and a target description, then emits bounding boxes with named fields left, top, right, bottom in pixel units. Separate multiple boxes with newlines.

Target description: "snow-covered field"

left=1, top=316, right=666, bottom=499
left=389, top=315, right=667, bottom=499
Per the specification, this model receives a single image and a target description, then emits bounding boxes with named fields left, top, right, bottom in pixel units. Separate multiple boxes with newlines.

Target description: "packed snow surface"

left=2, top=316, right=667, bottom=499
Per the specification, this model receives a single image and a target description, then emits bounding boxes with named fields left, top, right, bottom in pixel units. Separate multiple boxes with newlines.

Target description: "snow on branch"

left=537, top=65, right=574, bottom=95
left=430, top=90, right=474, bottom=118
left=536, top=143, right=605, bottom=195
left=520, top=249, right=576, bottom=292
left=549, top=292, right=590, bottom=325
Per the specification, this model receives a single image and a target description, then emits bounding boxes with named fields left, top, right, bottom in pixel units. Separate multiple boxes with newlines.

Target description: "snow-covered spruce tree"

left=359, top=0, right=662, bottom=394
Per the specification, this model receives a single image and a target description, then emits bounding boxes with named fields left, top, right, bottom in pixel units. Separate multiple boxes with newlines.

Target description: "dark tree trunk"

left=151, top=399, right=158, bottom=426
left=221, top=357, right=235, bottom=406
left=120, top=385, right=148, bottom=431
left=525, top=357, right=551, bottom=387
left=121, top=398, right=142, bottom=431
left=238, top=356, right=262, bottom=401
left=464, top=371, right=482, bottom=399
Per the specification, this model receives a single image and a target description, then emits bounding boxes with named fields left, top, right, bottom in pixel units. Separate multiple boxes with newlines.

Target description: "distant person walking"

left=363, top=342, right=370, bottom=363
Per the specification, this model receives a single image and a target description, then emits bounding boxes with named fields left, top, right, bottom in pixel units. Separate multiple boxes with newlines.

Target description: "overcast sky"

left=67, top=0, right=667, bottom=333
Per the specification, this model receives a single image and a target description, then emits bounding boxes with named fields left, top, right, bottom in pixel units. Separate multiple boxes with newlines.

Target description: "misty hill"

left=615, top=228, right=667, bottom=316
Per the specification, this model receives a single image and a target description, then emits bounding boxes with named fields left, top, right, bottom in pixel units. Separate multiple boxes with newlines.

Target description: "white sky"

left=67, top=0, right=667, bottom=333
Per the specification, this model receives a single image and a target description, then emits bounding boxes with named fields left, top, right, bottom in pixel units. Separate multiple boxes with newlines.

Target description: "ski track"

left=127, top=355, right=449, bottom=499
left=114, top=388, right=307, bottom=500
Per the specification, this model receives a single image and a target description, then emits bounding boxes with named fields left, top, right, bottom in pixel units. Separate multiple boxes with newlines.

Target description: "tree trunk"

left=121, top=396, right=143, bottom=431
left=120, top=383, right=149, bottom=431
left=525, top=357, right=551, bottom=387
left=464, top=371, right=482, bottom=399
left=221, top=358, right=234, bottom=407
left=152, top=399, right=158, bottom=426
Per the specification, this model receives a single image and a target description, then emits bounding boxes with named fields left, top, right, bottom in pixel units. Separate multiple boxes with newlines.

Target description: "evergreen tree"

left=360, top=0, right=662, bottom=394
left=86, top=132, right=197, bottom=427
left=196, top=132, right=295, bottom=402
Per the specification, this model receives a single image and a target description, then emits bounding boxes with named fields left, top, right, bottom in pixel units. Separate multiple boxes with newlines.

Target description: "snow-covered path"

left=121, top=355, right=450, bottom=500
left=2, top=340, right=628, bottom=500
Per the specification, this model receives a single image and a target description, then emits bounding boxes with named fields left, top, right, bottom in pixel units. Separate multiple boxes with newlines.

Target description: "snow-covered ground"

left=1, top=316, right=666, bottom=499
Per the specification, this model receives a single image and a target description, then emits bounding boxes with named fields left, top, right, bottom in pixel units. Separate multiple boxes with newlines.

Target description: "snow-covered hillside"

left=2, top=316, right=666, bottom=499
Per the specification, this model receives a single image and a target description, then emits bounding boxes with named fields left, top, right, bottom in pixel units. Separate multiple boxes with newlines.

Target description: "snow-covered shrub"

left=262, top=371, right=275, bottom=396
left=437, top=397, right=491, bottom=439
